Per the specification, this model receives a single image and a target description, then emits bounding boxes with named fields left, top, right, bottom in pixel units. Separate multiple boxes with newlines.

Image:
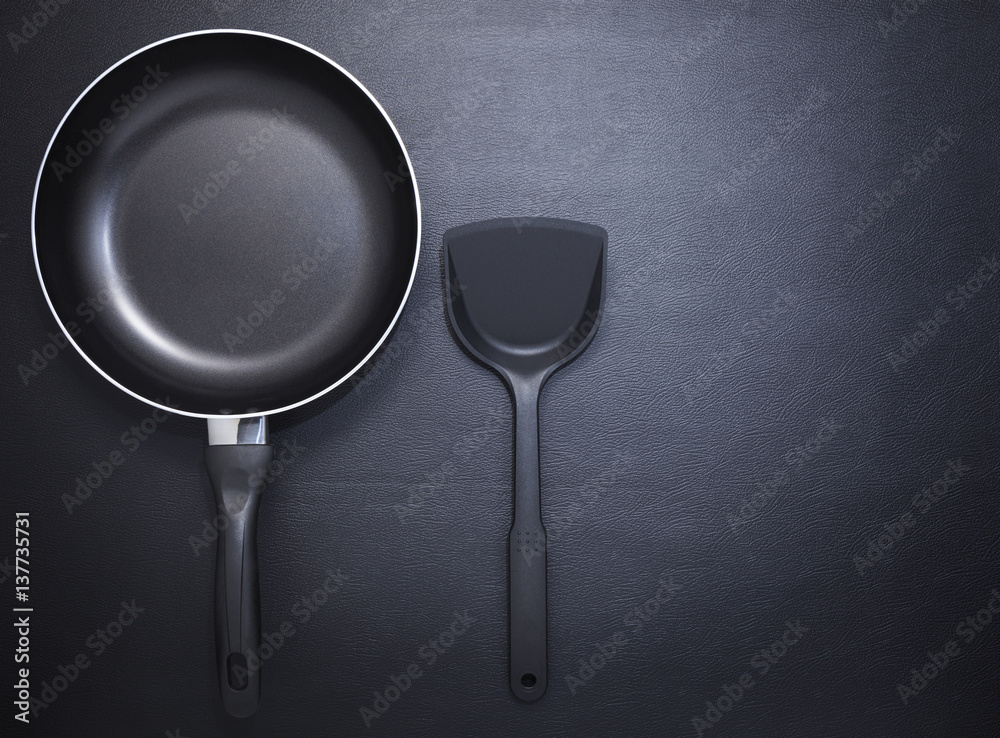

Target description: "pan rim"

left=31, top=28, right=421, bottom=420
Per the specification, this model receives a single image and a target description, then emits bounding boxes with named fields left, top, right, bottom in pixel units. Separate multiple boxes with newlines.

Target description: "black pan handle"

left=205, top=443, right=274, bottom=718
left=510, top=378, right=547, bottom=701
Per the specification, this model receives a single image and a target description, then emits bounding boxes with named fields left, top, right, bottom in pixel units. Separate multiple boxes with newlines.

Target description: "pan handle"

left=205, top=441, right=274, bottom=718
left=509, top=377, right=547, bottom=701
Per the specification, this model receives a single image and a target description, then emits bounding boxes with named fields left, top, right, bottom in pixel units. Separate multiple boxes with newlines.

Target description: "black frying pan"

left=31, top=30, right=420, bottom=717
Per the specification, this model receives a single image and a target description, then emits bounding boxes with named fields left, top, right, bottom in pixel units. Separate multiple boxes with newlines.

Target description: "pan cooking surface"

left=34, top=32, right=418, bottom=415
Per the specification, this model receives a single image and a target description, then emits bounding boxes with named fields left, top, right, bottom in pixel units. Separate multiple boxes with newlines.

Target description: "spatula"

left=444, top=217, right=607, bottom=701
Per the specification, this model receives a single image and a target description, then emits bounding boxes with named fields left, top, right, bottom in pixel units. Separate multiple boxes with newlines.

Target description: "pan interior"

left=34, top=32, right=418, bottom=416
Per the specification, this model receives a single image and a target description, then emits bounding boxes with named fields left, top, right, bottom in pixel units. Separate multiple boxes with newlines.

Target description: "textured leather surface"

left=2, top=1, right=999, bottom=736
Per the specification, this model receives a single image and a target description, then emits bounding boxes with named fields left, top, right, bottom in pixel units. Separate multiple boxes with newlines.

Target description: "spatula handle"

left=510, top=382, right=547, bottom=700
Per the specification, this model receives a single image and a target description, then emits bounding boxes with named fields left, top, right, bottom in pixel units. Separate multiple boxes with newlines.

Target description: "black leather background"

left=2, top=1, right=999, bottom=736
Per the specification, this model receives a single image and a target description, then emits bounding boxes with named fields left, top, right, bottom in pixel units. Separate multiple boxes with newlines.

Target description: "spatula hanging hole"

left=520, top=673, right=536, bottom=688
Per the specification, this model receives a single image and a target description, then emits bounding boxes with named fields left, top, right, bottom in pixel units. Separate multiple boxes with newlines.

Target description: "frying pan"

left=31, top=30, right=420, bottom=716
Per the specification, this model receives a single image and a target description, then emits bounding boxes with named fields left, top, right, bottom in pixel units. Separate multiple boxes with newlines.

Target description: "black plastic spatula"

left=444, top=217, right=607, bottom=701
